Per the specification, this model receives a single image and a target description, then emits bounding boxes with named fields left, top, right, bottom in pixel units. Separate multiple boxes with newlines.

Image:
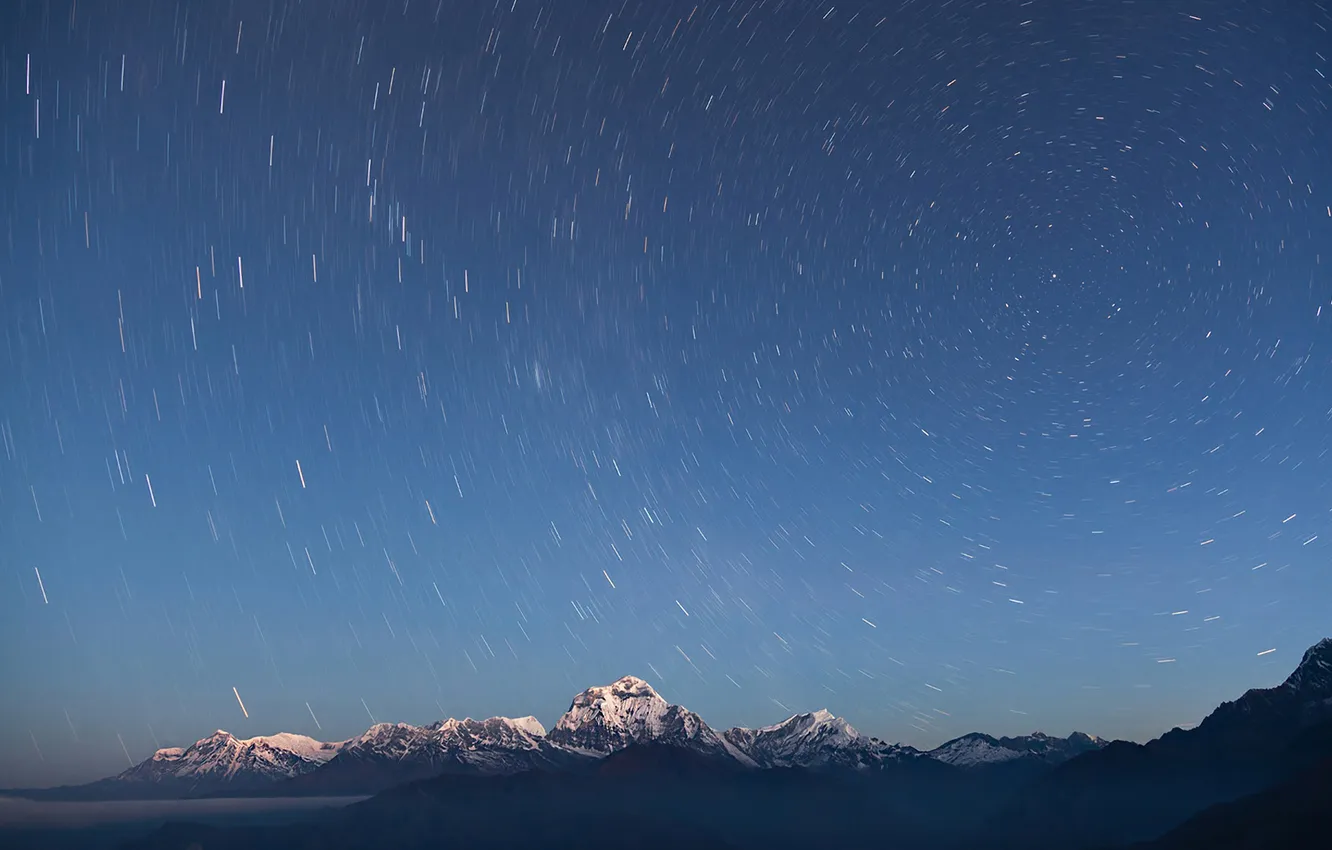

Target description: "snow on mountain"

left=1180, top=637, right=1332, bottom=748
left=495, top=715, right=547, bottom=738
left=327, top=715, right=569, bottom=776
left=548, top=675, right=757, bottom=766
left=1281, top=637, right=1332, bottom=695
left=724, top=709, right=922, bottom=769
left=113, top=730, right=348, bottom=789
left=333, top=715, right=548, bottom=757
left=92, top=714, right=560, bottom=798
left=929, top=733, right=1029, bottom=767
left=245, top=732, right=347, bottom=764
left=929, top=731, right=1105, bottom=768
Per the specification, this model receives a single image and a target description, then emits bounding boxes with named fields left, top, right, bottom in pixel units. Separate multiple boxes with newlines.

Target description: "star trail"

left=2, top=0, right=1330, bottom=788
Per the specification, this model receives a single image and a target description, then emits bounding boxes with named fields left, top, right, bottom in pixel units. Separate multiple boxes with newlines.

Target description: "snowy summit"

left=111, top=729, right=349, bottom=792
left=1281, top=637, right=1332, bottom=695
left=929, top=731, right=1106, bottom=768
left=548, top=675, right=756, bottom=765
left=725, top=710, right=921, bottom=769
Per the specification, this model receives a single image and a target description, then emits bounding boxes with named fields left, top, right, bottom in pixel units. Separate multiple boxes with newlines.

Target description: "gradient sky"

left=2, top=0, right=1330, bottom=788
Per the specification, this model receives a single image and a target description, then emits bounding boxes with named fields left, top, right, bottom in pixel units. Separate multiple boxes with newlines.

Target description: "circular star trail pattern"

left=1, top=0, right=1329, bottom=786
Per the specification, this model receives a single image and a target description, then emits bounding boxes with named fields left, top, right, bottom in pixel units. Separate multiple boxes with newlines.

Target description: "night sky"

left=2, top=0, right=1330, bottom=788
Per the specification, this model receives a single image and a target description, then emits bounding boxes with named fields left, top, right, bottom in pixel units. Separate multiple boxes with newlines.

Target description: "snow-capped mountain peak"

left=757, top=709, right=860, bottom=743
left=1282, top=637, right=1332, bottom=695
left=724, top=709, right=919, bottom=769
left=110, top=727, right=349, bottom=791
left=929, top=731, right=1107, bottom=767
left=930, top=733, right=1027, bottom=767
left=550, top=675, right=680, bottom=747
left=248, top=714, right=593, bottom=797
left=580, top=675, right=661, bottom=702
left=345, top=722, right=420, bottom=753
left=245, top=732, right=344, bottom=762
left=548, top=676, right=756, bottom=765
left=429, top=716, right=549, bottom=748
left=500, top=715, right=547, bottom=737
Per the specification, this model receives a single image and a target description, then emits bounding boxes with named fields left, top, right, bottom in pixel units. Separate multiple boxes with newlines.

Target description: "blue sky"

left=2, top=0, right=1330, bottom=787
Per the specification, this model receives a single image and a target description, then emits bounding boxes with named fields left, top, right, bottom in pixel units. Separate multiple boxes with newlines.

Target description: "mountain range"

left=6, top=638, right=1330, bottom=850
left=8, top=673, right=1099, bottom=800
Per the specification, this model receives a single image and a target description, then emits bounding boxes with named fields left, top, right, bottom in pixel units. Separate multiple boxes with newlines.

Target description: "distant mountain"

left=993, top=638, right=1332, bottom=848
left=273, top=715, right=588, bottom=796
left=929, top=731, right=1106, bottom=768
left=0, top=675, right=1095, bottom=803
left=10, top=676, right=764, bottom=801
left=13, top=731, right=347, bottom=800
left=723, top=709, right=923, bottom=769
left=548, top=675, right=758, bottom=766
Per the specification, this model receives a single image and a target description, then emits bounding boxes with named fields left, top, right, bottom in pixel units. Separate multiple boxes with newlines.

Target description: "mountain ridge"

left=6, top=671, right=1103, bottom=800
left=988, top=637, right=1332, bottom=847
left=21, top=639, right=1332, bottom=802
left=931, top=730, right=1106, bottom=767
left=14, top=638, right=1332, bottom=850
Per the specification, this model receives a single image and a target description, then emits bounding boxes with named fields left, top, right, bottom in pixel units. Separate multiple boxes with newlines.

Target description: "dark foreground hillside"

left=1138, top=754, right=1332, bottom=850
left=115, top=737, right=1332, bottom=850
left=118, top=745, right=1012, bottom=850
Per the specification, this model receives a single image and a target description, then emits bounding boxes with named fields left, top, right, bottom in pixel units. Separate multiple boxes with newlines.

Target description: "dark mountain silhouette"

left=991, top=638, right=1332, bottom=848
left=587, top=741, right=749, bottom=779
left=1141, top=739, right=1332, bottom=849
left=115, top=743, right=982, bottom=850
